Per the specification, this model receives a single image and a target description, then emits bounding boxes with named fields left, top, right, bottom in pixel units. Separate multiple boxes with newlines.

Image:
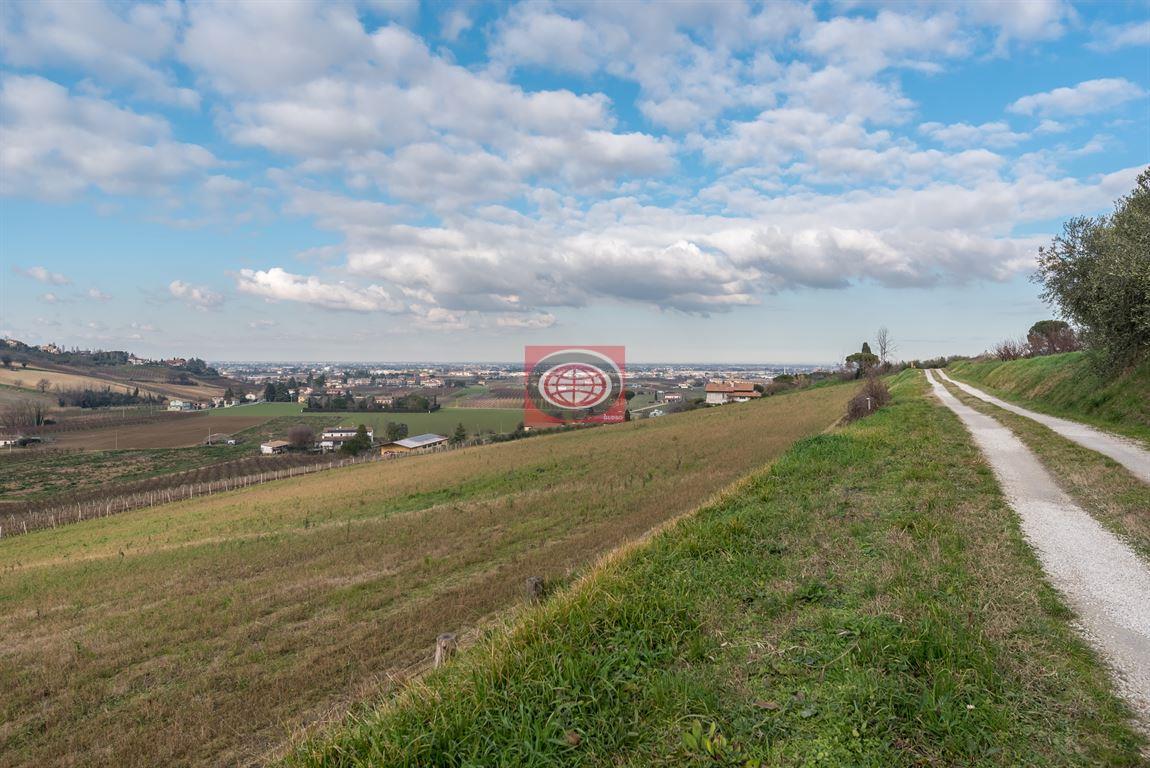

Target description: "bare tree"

left=287, top=424, right=315, bottom=449
left=875, top=326, right=896, bottom=363
left=36, top=378, right=51, bottom=393
left=993, top=337, right=1028, bottom=361
left=2, top=398, right=49, bottom=430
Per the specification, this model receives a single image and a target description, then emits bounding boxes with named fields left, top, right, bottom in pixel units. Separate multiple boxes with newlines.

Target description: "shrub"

left=844, top=375, right=891, bottom=422
left=993, top=337, right=1029, bottom=361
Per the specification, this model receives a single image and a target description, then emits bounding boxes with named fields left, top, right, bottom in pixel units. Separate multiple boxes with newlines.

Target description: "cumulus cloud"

left=86, top=288, right=113, bottom=301
left=169, top=280, right=223, bottom=310
left=1008, top=78, right=1146, bottom=117
left=0, top=75, right=215, bottom=200
left=236, top=267, right=406, bottom=312
left=1088, top=20, right=1150, bottom=51
left=0, top=0, right=198, bottom=106
left=800, top=10, right=969, bottom=75
left=14, top=265, right=70, bottom=285
left=919, top=121, right=1030, bottom=149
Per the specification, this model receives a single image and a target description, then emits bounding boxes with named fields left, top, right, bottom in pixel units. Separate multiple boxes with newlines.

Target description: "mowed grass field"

left=49, top=413, right=271, bottom=449
left=0, top=383, right=853, bottom=768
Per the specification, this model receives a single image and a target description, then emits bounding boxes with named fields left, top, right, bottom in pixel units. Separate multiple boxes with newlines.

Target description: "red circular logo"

left=538, top=362, right=612, bottom=409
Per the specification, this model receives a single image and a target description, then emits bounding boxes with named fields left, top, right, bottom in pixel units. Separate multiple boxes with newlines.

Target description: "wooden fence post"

left=434, top=633, right=457, bottom=668
left=526, top=576, right=545, bottom=603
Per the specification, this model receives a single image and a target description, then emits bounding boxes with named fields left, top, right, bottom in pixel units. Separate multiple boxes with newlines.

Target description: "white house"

left=704, top=381, right=762, bottom=405
left=260, top=440, right=290, bottom=455
left=319, top=425, right=374, bottom=451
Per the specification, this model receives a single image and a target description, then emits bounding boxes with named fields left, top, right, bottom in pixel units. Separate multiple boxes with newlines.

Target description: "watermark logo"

left=524, top=346, right=625, bottom=427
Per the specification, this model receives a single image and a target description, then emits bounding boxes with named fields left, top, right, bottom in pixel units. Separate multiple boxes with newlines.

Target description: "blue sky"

left=0, top=0, right=1147, bottom=363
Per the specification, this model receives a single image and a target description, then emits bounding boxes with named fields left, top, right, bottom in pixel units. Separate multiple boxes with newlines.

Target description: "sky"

left=0, top=0, right=1147, bottom=364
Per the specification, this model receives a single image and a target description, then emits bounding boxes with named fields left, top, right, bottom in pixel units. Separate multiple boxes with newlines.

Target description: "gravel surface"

left=926, top=370, right=1150, bottom=729
left=937, top=369, right=1150, bottom=484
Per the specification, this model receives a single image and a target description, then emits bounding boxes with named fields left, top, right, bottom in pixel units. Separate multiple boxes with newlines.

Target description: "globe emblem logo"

left=538, top=362, right=612, bottom=409
left=524, top=347, right=625, bottom=425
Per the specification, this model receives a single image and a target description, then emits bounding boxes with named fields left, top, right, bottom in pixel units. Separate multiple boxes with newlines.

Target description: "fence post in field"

left=434, top=633, right=457, bottom=668
left=526, top=576, right=545, bottom=603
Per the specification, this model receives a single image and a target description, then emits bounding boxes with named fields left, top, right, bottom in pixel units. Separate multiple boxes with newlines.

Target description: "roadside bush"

left=844, top=375, right=891, bottom=422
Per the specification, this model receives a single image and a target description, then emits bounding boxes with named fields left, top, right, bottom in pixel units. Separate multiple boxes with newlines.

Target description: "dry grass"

left=0, top=365, right=222, bottom=401
left=0, top=384, right=853, bottom=768
left=48, top=414, right=270, bottom=449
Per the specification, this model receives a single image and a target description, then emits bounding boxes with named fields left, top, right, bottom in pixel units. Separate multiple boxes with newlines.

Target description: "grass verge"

left=948, top=353, right=1150, bottom=444
left=288, top=371, right=1144, bottom=767
left=938, top=377, right=1150, bottom=563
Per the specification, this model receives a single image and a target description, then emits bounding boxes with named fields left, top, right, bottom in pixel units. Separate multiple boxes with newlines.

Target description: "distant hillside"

left=0, top=338, right=235, bottom=401
left=948, top=352, right=1150, bottom=441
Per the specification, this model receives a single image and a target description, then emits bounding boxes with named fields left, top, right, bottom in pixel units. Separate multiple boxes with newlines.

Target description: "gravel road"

left=937, top=369, right=1150, bottom=484
left=925, top=370, right=1150, bottom=728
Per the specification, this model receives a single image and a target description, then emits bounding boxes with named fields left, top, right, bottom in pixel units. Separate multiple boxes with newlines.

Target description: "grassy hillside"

left=0, top=364, right=224, bottom=401
left=287, top=371, right=1144, bottom=767
left=948, top=352, right=1150, bottom=443
left=0, top=383, right=852, bottom=768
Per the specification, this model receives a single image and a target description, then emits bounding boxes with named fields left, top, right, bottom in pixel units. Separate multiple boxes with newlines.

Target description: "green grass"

left=948, top=353, right=1150, bottom=444
left=288, top=370, right=1144, bottom=767
left=207, top=402, right=308, bottom=417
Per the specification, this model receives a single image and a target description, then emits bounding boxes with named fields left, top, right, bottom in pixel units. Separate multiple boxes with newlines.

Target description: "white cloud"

left=0, top=0, right=198, bottom=107
left=919, top=121, right=1029, bottom=148
left=39, top=292, right=61, bottom=303
left=86, top=288, right=113, bottom=301
left=14, top=265, right=71, bottom=285
left=800, top=10, right=968, bottom=75
left=1088, top=20, right=1150, bottom=51
left=236, top=267, right=406, bottom=312
left=439, top=8, right=472, bottom=41
left=1008, top=78, right=1146, bottom=117
left=180, top=0, right=371, bottom=93
left=0, top=75, right=215, bottom=200
left=964, top=0, right=1073, bottom=49
left=169, top=280, right=223, bottom=310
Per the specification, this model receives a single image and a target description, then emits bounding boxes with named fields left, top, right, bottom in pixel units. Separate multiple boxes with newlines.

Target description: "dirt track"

left=938, top=369, right=1150, bottom=484
left=926, top=370, right=1150, bottom=729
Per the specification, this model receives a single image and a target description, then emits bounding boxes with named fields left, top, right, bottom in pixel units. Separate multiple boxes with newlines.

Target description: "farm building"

left=319, top=425, right=374, bottom=451
left=260, top=440, right=290, bottom=455
left=381, top=433, right=448, bottom=455
left=704, top=381, right=761, bottom=405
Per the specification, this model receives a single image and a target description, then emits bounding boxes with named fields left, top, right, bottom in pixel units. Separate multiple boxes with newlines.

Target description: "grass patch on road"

left=289, top=371, right=1144, bottom=767
left=940, top=379, right=1150, bottom=563
left=0, top=384, right=852, bottom=768
left=948, top=354, right=1150, bottom=444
